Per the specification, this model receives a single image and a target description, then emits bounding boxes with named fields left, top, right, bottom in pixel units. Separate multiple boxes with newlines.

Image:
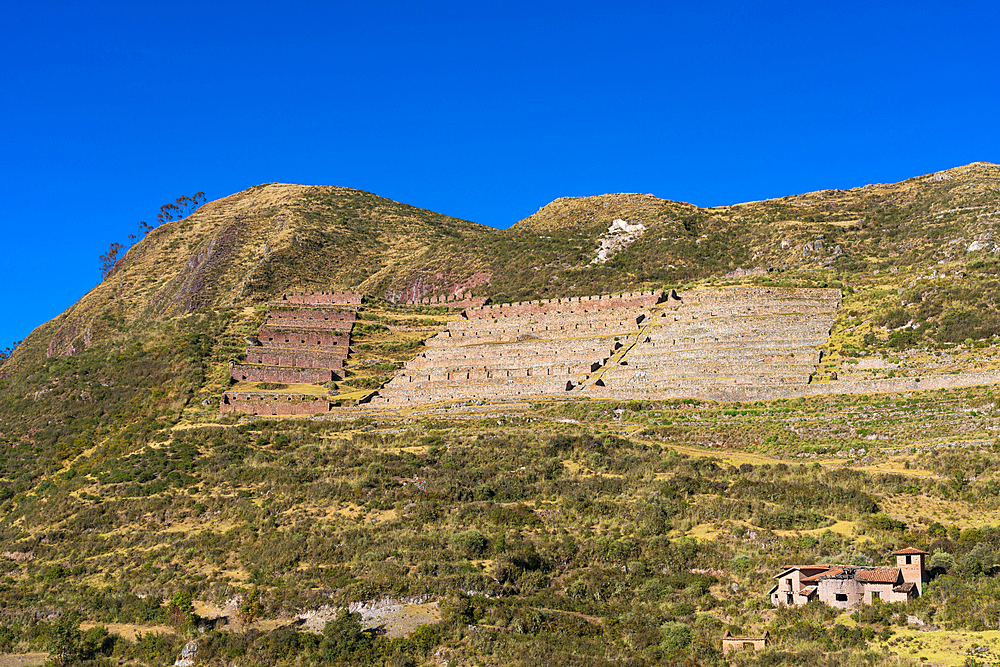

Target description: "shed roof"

left=773, top=565, right=836, bottom=579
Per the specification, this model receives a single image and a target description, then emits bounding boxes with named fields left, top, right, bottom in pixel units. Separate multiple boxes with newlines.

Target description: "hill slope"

left=1, top=164, right=1000, bottom=666
left=12, top=162, right=1000, bottom=373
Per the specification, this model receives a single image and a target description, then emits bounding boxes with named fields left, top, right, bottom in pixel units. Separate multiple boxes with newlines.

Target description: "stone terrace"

left=220, top=392, right=331, bottom=416
left=221, top=290, right=361, bottom=414
left=592, top=287, right=842, bottom=399
left=464, top=290, right=664, bottom=319
left=275, top=290, right=363, bottom=305
left=372, top=287, right=843, bottom=406
left=372, top=291, right=663, bottom=406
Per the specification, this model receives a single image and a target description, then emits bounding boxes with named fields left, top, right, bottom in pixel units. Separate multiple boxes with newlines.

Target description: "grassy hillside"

left=10, top=162, right=1000, bottom=374
left=0, top=164, right=999, bottom=666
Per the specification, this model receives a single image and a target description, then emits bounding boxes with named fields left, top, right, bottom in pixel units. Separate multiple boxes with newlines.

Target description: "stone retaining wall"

left=220, top=290, right=364, bottom=415
left=427, top=313, right=645, bottom=348
left=408, top=338, right=620, bottom=370
left=370, top=286, right=1000, bottom=407
left=374, top=378, right=578, bottom=405
left=594, top=289, right=840, bottom=394
left=230, top=364, right=336, bottom=384
left=586, top=370, right=1000, bottom=402
left=405, top=293, right=489, bottom=308
left=265, top=308, right=357, bottom=328
left=277, top=290, right=363, bottom=305
left=257, top=327, right=350, bottom=350
left=374, top=287, right=843, bottom=406
left=220, top=392, right=332, bottom=415
left=244, top=348, right=346, bottom=370
left=376, top=292, right=654, bottom=405
left=463, top=290, right=664, bottom=319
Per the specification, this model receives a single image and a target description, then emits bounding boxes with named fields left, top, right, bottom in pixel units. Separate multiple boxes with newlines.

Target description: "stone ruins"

left=372, top=288, right=842, bottom=406
left=372, top=291, right=669, bottom=406
left=219, top=284, right=1000, bottom=416
left=220, top=291, right=361, bottom=415
left=588, top=287, right=843, bottom=401
left=403, top=293, right=489, bottom=309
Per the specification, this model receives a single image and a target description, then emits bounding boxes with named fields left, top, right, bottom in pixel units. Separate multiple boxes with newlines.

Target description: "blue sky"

left=2, top=0, right=999, bottom=347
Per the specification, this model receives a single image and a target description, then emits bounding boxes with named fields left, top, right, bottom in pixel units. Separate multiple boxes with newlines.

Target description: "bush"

left=450, top=529, right=489, bottom=558
left=659, top=621, right=692, bottom=654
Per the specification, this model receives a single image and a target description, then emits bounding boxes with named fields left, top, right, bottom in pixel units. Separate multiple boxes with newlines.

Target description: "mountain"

left=0, top=163, right=999, bottom=666
left=12, top=162, right=1000, bottom=374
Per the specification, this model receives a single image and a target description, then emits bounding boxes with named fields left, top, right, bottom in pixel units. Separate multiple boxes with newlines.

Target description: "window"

left=835, top=594, right=848, bottom=602
left=871, top=591, right=880, bottom=601
left=905, top=555, right=912, bottom=565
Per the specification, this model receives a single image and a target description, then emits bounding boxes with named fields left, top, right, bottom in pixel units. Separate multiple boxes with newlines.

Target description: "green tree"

left=930, top=550, right=955, bottom=574
left=48, top=612, right=82, bottom=667
left=168, top=591, right=196, bottom=634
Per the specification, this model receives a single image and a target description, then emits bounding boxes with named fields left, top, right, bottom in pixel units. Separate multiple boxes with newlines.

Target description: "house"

left=769, top=547, right=928, bottom=609
left=722, top=630, right=769, bottom=654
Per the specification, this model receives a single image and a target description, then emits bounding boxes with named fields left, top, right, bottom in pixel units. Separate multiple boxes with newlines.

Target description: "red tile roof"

left=855, top=567, right=901, bottom=583
left=892, top=547, right=929, bottom=555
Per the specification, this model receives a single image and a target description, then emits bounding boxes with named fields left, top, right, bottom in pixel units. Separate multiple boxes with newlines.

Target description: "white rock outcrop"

left=591, top=218, right=646, bottom=264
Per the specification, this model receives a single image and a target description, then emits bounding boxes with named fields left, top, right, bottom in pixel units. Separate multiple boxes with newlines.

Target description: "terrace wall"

left=277, top=290, right=363, bottom=305
left=404, top=293, right=489, bottom=309
left=229, top=364, right=336, bottom=384
left=265, top=308, right=357, bottom=328
left=463, top=290, right=665, bottom=319
left=244, top=348, right=346, bottom=370
left=374, top=287, right=844, bottom=406
left=256, top=327, right=350, bottom=351
left=220, top=392, right=331, bottom=415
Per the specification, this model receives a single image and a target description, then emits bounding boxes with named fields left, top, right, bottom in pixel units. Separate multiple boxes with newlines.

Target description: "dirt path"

left=0, top=654, right=48, bottom=667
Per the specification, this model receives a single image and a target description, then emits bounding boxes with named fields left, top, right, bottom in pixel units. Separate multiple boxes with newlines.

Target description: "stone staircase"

left=573, top=315, right=658, bottom=391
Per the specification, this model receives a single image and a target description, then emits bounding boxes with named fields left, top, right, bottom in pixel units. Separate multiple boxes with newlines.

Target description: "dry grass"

left=0, top=655, right=48, bottom=667
left=877, top=627, right=1000, bottom=666
left=78, top=622, right=174, bottom=640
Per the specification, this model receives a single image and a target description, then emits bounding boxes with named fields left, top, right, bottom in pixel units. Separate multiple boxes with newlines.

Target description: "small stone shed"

left=722, top=630, right=769, bottom=653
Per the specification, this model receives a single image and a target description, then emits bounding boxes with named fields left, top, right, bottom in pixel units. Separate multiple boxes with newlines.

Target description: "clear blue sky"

left=2, top=0, right=999, bottom=347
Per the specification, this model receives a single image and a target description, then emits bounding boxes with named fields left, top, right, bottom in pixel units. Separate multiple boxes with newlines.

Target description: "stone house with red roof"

left=769, top=548, right=928, bottom=609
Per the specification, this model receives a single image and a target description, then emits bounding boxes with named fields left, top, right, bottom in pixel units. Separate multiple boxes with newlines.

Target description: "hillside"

left=11, top=162, right=1000, bottom=374
left=0, top=164, right=1000, bottom=666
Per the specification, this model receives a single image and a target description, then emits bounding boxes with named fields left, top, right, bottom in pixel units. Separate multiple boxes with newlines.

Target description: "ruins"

left=220, top=284, right=1000, bottom=416
left=372, top=291, right=666, bottom=406
left=372, top=287, right=842, bottom=406
left=722, top=631, right=770, bottom=654
left=403, top=292, right=489, bottom=309
left=588, top=287, right=842, bottom=401
left=220, top=291, right=361, bottom=415
left=220, top=391, right=331, bottom=416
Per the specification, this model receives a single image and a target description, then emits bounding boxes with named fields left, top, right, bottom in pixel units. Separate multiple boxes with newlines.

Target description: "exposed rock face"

left=592, top=218, right=647, bottom=264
